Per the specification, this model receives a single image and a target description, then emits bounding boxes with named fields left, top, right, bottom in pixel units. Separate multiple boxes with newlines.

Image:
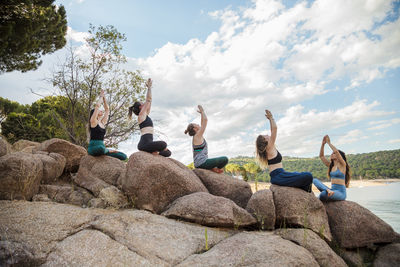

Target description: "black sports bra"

left=90, top=124, right=106, bottom=140
left=139, top=115, right=153, bottom=129
left=268, top=150, right=282, bottom=165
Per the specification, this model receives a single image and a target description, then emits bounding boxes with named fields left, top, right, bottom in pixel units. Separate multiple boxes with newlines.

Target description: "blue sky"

left=0, top=0, right=399, bottom=164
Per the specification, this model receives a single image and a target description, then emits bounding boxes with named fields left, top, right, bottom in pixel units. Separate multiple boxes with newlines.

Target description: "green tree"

left=0, top=0, right=67, bottom=73
left=243, top=162, right=261, bottom=181
left=0, top=96, right=28, bottom=123
left=50, top=24, right=145, bottom=148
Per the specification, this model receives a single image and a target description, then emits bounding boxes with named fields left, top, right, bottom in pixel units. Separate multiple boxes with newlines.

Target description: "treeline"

left=224, top=149, right=400, bottom=182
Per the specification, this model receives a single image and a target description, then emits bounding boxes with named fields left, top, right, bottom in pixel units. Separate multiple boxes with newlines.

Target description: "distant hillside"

left=228, top=149, right=400, bottom=182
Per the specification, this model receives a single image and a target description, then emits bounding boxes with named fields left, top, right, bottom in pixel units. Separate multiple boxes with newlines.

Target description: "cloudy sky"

left=1, top=0, right=399, bottom=164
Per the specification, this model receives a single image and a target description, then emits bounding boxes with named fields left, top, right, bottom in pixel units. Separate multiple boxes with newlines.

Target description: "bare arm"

left=101, top=90, right=109, bottom=125
left=90, top=94, right=103, bottom=127
left=326, top=135, right=346, bottom=167
left=319, top=135, right=330, bottom=167
left=145, top=78, right=152, bottom=114
left=265, top=110, right=277, bottom=148
left=196, top=105, right=208, bottom=138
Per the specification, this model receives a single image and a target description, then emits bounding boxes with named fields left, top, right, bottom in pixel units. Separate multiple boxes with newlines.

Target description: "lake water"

left=342, top=182, right=400, bottom=233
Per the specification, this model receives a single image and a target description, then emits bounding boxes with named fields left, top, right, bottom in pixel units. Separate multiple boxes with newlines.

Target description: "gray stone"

left=12, top=140, right=40, bottom=152
left=162, top=192, right=256, bottom=228
left=98, top=186, right=129, bottom=209
left=193, top=168, right=252, bottom=208
left=270, top=184, right=332, bottom=241
left=33, top=152, right=66, bottom=183
left=246, top=189, right=275, bottom=230
left=373, top=243, right=400, bottom=267
left=0, top=138, right=12, bottom=156
left=324, top=200, right=397, bottom=248
left=275, top=228, right=347, bottom=267
left=177, top=231, right=319, bottom=267
left=119, top=152, right=208, bottom=214
left=38, top=184, right=93, bottom=206
left=0, top=152, right=43, bottom=200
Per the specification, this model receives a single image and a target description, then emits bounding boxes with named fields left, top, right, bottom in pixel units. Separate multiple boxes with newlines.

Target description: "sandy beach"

left=248, top=178, right=400, bottom=193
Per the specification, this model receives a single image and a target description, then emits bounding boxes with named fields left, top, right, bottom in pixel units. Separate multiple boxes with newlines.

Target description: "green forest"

left=224, top=149, right=400, bottom=182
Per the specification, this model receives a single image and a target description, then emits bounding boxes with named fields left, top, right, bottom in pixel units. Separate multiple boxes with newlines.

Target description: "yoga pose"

left=128, top=78, right=171, bottom=157
left=185, top=105, right=228, bottom=173
left=256, top=110, right=313, bottom=192
left=88, top=90, right=127, bottom=160
left=313, top=135, right=351, bottom=201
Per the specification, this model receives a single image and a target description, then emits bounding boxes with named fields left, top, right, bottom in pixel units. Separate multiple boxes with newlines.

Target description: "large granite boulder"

left=35, top=138, right=86, bottom=172
left=74, top=155, right=126, bottom=196
left=0, top=200, right=231, bottom=266
left=119, top=152, right=208, bottom=214
left=162, top=192, right=256, bottom=228
left=373, top=243, right=400, bottom=267
left=33, top=152, right=66, bottom=184
left=193, top=168, right=252, bottom=208
left=270, top=184, right=332, bottom=241
left=177, top=231, right=319, bottom=267
left=246, top=189, right=275, bottom=230
left=0, top=152, right=43, bottom=200
left=98, top=185, right=129, bottom=209
left=12, top=139, right=40, bottom=152
left=324, top=200, right=398, bottom=248
left=0, top=137, right=12, bottom=156
left=275, top=228, right=347, bottom=267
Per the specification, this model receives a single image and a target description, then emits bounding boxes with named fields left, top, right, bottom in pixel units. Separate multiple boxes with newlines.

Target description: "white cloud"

left=388, top=139, right=400, bottom=144
left=368, top=118, right=400, bottom=130
left=66, top=26, right=90, bottom=43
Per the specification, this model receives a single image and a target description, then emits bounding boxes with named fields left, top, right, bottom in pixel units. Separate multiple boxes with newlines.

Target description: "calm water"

left=345, top=182, right=400, bottom=233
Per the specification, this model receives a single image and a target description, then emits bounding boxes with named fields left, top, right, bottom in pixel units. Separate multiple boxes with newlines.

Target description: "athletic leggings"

left=270, top=168, right=313, bottom=192
left=197, top=156, right=229, bottom=170
left=87, top=140, right=127, bottom=161
left=138, top=133, right=171, bottom=157
left=313, top=178, right=346, bottom=201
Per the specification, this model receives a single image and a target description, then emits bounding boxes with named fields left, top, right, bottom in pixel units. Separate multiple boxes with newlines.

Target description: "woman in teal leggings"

left=185, top=105, right=228, bottom=173
left=313, top=135, right=351, bottom=201
left=87, top=90, right=127, bottom=161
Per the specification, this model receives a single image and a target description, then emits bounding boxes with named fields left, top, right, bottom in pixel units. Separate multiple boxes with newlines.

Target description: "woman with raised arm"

left=87, top=90, right=127, bottom=160
left=185, top=105, right=228, bottom=173
left=255, top=110, right=313, bottom=192
left=313, top=135, right=351, bottom=201
left=128, top=78, right=171, bottom=157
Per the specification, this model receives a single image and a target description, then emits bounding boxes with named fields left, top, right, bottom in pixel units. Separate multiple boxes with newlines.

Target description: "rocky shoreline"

left=1, top=138, right=400, bottom=266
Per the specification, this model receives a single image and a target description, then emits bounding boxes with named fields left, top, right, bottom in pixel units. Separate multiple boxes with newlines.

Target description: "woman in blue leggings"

left=256, top=110, right=313, bottom=192
left=313, top=135, right=351, bottom=201
left=87, top=90, right=127, bottom=161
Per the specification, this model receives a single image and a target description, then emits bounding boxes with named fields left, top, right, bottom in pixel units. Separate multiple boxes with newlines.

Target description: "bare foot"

left=211, top=168, right=223, bottom=174
left=327, top=189, right=334, bottom=197
left=108, top=150, right=117, bottom=153
left=152, top=151, right=159, bottom=155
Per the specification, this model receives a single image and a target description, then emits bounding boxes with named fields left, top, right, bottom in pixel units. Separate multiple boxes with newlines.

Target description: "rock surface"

left=0, top=152, right=43, bottom=200
left=275, top=228, right=347, bottom=267
left=0, top=138, right=12, bottom=156
left=98, top=186, right=129, bottom=209
left=162, top=192, right=256, bottom=228
left=75, top=155, right=126, bottom=196
left=12, top=139, right=40, bottom=152
left=373, top=243, right=400, bottom=267
left=246, top=189, right=275, bottom=230
left=0, top=200, right=232, bottom=266
left=37, top=184, right=93, bottom=206
left=119, top=152, right=208, bottom=214
left=324, top=200, right=397, bottom=248
left=270, top=184, right=332, bottom=241
left=35, top=138, right=86, bottom=172
left=193, top=168, right=252, bottom=208
left=177, top=231, right=319, bottom=267
left=33, top=152, right=66, bottom=183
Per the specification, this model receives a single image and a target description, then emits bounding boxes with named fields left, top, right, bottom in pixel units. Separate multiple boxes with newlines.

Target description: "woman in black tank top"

left=87, top=90, right=127, bottom=161
left=255, top=109, right=313, bottom=192
left=128, top=78, right=171, bottom=157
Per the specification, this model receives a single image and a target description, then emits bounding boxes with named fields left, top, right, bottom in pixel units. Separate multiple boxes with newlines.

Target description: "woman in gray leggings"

left=185, top=105, right=228, bottom=173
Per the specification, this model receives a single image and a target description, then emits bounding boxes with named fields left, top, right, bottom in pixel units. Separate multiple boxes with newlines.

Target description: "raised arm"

left=326, top=135, right=346, bottom=167
left=90, top=92, right=103, bottom=127
left=100, top=90, right=109, bottom=125
left=319, top=135, right=330, bottom=167
left=265, top=110, right=277, bottom=148
left=141, top=78, right=153, bottom=115
left=197, top=105, right=208, bottom=138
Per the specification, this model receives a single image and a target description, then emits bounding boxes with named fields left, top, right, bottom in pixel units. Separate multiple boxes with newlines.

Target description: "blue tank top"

left=330, top=169, right=345, bottom=179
